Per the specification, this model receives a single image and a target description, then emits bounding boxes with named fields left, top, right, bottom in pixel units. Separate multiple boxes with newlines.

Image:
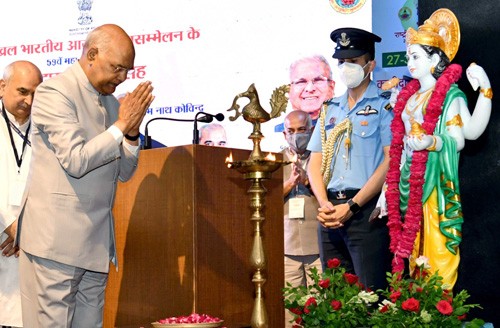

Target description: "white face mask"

left=338, top=61, right=370, bottom=88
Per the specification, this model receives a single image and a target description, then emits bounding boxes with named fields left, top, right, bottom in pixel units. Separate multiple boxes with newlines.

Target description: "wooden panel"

left=192, top=146, right=284, bottom=328
left=104, top=145, right=284, bottom=328
left=106, top=146, right=197, bottom=327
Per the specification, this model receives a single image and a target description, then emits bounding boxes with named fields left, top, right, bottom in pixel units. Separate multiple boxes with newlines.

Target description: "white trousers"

left=19, top=250, right=108, bottom=328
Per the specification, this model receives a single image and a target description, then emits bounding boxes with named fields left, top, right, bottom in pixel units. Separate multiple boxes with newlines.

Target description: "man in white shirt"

left=0, top=60, right=43, bottom=328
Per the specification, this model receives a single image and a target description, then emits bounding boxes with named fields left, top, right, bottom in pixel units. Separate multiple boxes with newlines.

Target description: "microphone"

left=193, top=112, right=225, bottom=144
left=143, top=113, right=225, bottom=149
left=195, top=112, right=225, bottom=123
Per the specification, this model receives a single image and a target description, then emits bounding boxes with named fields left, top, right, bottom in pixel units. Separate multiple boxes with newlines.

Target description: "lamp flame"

left=265, top=153, right=276, bottom=161
left=225, top=152, right=233, bottom=168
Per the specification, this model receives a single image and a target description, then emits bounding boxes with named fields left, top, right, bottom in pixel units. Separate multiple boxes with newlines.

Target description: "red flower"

left=390, top=290, right=402, bottom=302
left=289, top=307, right=302, bottom=315
left=356, top=282, right=367, bottom=290
left=327, top=258, right=341, bottom=268
left=379, top=304, right=389, bottom=313
left=401, top=298, right=420, bottom=312
left=343, top=273, right=358, bottom=285
left=304, top=297, right=317, bottom=314
left=330, top=300, right=342, bottom=311
left=319, top=278, right=330, bottom=289
left=416, top=287, right=423, bottom=293
left=158, top=313, right=222, bottom=324
left=293, top=316, right=303, bottom=326
left=436, top=300, right=453, bottom=315
left=443, top=292, right=453, bottom=303
left=458, top=314, right=467, bottom=321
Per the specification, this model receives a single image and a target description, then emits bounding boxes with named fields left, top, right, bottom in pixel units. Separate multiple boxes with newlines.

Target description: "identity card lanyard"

left=1, top=103, right=31, bottom=172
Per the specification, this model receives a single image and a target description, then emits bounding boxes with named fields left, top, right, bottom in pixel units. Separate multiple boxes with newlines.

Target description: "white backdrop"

left=0, top=0, right=376, bottom=151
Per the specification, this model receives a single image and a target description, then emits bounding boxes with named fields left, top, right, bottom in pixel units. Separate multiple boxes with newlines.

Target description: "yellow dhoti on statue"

left=410, top=188, right=460, bottom=288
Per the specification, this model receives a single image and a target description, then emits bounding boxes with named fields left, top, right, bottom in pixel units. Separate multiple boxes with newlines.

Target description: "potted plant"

left=370, top=256, right=485, bottom=327
left=283, top=258, right=377, bottom=327
left=283, top=257, right=486, bottom=327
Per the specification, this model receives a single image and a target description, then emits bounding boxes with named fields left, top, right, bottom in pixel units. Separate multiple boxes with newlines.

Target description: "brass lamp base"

left=225, top=84, right=290, bottom=328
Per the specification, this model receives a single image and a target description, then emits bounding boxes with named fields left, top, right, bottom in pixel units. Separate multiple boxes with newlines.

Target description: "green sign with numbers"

left=382, top=51, right=407, bottom=68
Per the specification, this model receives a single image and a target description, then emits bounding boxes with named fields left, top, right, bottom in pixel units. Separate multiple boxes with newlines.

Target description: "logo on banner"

left=329, top=0, right=366, bottom=14
left=76, top=0, right=94, bottom=25
left=398, top=0, right=419, bottom=30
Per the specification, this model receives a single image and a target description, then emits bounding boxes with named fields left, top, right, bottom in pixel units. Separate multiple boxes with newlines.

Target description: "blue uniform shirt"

left=307, top=81, right=393, bottom=191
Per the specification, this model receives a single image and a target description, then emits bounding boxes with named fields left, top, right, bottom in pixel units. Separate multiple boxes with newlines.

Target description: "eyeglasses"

left=290, top=76, right=332, bottom=88
left=110, top=63, right=133, bottom=75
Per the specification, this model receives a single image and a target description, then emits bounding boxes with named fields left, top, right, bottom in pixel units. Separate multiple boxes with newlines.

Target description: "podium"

left=104, top=145, right=284, bottom=328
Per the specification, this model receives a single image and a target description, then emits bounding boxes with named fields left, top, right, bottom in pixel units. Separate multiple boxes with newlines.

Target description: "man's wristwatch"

left=124, top=133, right=140, bottom=141
left=347, top=198, right=361, bottom=214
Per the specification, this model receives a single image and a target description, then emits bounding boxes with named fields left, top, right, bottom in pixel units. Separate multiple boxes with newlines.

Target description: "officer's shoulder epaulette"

left=380, top=91, right=391, bottom=99
left=379, top=91, right=393, bottom=111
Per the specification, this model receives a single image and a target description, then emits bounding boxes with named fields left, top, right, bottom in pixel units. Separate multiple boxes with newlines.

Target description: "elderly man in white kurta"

left=0, top=61, right=42, bottom=328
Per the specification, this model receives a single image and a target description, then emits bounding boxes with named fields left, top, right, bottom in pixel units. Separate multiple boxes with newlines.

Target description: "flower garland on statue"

left=386, top=63, right=463, bottom=274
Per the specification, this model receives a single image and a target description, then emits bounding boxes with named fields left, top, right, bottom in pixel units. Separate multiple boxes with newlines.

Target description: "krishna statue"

left=379, top=8, right=493, bottom=288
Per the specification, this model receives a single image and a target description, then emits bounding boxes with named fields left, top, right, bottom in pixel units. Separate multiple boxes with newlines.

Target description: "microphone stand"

left=144, top=117, right=199, bottom=150
left=193, top=112, right=213, bottom=145
left=143, top=113, right=225, bottom=149
left=192, top=112, right=225, bottom=145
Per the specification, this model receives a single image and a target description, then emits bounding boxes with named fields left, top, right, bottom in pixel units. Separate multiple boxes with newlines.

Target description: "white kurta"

left=0, top=108, right=31, bottom=327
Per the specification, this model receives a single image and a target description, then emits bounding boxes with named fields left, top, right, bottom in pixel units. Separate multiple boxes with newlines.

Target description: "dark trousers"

left=318, top=193, right=392, bottom=291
